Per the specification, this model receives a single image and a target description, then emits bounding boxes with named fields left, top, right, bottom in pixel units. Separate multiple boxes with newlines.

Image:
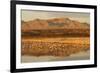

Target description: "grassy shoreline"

left=21, top=37, right=90, bottom=56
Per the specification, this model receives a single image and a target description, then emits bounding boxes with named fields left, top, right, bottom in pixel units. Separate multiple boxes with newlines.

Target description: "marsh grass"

left=21, top=37, right=90, bottom=56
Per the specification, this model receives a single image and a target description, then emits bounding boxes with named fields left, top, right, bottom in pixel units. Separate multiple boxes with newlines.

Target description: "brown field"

left=21, top=37, right=90, bottom=57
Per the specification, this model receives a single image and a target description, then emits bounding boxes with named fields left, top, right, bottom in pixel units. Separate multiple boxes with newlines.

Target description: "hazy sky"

left=21, top=10, right=90, bottom=24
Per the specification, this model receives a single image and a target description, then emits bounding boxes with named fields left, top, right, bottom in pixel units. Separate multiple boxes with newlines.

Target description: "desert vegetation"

left=21, top=37, right=90, bottom=56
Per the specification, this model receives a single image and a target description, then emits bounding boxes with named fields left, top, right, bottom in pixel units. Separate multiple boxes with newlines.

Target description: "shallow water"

left=21, top=50, right=90, bottom=63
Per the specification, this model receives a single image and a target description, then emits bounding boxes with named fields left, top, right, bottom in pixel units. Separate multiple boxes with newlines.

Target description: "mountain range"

left=22, top=18, right=89, bottom=31
left=21, top=18, right=90, bottom=37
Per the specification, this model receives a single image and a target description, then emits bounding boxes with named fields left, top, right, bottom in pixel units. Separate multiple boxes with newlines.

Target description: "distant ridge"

left=21, top=18, right=90, bottom=37
left=22, top=17, right=89, bottom=31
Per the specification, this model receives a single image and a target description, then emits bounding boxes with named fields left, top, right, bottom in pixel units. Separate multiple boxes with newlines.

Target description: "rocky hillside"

left=21, top=18, right=90, bottom=37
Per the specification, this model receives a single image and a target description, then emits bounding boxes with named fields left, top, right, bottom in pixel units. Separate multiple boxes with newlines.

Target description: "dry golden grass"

left=22, top=37, right=90, bottom=44
left=21, top=37, right=90, bottom=56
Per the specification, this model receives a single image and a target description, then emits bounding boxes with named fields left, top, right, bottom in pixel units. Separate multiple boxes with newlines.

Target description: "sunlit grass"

left=21, top=37, right=90, bottom=56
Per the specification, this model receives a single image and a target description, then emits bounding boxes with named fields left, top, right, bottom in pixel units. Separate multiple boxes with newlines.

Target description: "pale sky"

left=21, top=10, right=90, bottom=24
